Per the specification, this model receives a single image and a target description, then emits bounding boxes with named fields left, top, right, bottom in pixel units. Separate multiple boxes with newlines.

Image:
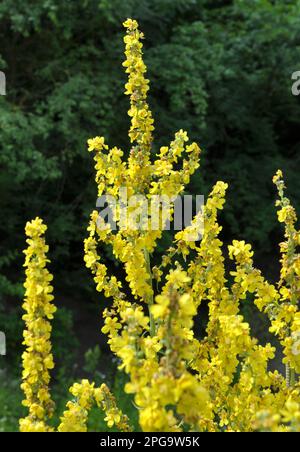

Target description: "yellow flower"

left=151, top=295, right=170, bottom=319
left=179, top=293, right=196, bottom=317
left=87, top=136, right=106, bottom=152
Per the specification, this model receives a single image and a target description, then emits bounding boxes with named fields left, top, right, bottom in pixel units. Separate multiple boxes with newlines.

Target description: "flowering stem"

left=144, top=248, right=155, bottom=337
left=286, top=363, right=291, bottom=388
left=290, top=368, right=296, bottom=387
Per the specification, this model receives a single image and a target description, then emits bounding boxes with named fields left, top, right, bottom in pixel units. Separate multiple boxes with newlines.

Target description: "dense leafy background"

left=0, top=0, right=299, bottom=430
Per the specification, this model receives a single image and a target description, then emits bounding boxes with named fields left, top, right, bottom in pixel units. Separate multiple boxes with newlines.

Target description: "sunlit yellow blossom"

left=20, top=217, right=56, bottom=432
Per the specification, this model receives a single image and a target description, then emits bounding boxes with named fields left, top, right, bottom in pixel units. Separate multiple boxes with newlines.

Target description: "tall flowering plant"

left=20, top=218, right=131, bottom=432
left=19, top=19, right=300, bottom=432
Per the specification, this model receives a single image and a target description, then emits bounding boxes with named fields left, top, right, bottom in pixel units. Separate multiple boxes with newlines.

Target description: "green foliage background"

left=0, top=0, right=299, bottom=430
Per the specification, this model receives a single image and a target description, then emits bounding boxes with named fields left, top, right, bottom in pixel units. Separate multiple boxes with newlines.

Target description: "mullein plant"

left=20, top=218, right=132, bottom=433
left=19, top=19, right=300, bottom=432
left=19, top=218, right=56, bottom=432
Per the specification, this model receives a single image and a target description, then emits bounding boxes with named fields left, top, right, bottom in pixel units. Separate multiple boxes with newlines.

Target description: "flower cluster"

left=20, top=219, right=130, bottom=432
left=19, top=19, right=300, bottom=433
left=227, top=180, right=300, bottom=389
left=83, top=19, right=300, bottom=432
left=20, top=218, right=56, bottom=432
left=123, top=19, right=154, bottom=155
left=58, top=380, right=132, bottom=432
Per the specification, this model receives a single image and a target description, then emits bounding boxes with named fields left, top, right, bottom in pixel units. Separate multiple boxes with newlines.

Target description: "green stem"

left=290, top=368, right=296, bottom=387
left=144, top=248, right=155, bottom=337
left=286, top=363, right=291, bottom=388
